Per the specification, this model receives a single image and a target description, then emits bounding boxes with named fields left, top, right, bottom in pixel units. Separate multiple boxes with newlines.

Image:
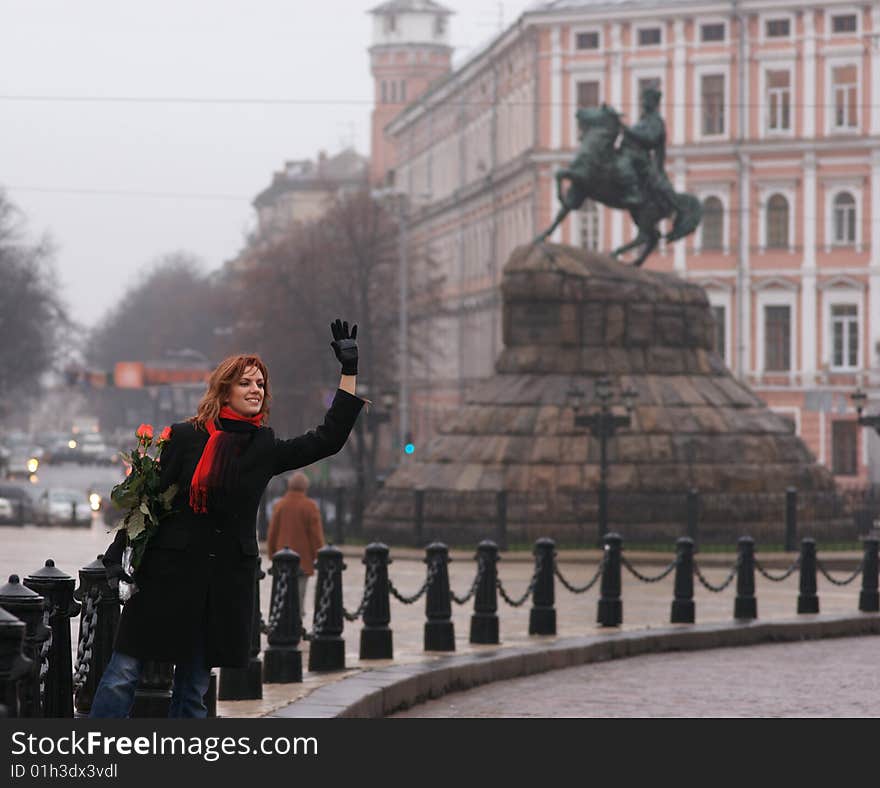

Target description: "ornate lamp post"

left=568, top=377, right=639, bottom=544
left=851, top=388, right=880, bottom=436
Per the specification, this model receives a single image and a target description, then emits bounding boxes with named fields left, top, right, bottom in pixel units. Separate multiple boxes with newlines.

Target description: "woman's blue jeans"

left=89, top=645, right=211, bottom=719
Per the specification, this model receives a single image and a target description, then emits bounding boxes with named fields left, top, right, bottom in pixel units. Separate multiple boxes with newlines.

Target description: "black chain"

left=497, top=555, right=543, bottom=607
left=38, top=606, right=54, bottom=706
left=622, top=555, right=678, bottom=583
left=343, top=560, right=379, bottom=621
left=817, top=558, right=864, bottom=587
left=261, top=567, right=290, bottom=636
left=72, top=588, right=102, bottom=693
left=554, top=556, right=604, bottom=594
left=693, top=559, right=740, bottom=593
left=389, top=559, right=438, bottom=605
left=755, top=558, right=800, bottom=582
left=312, top=566, right=335, bottom=634
left=451, top=557, right=485, bottom=605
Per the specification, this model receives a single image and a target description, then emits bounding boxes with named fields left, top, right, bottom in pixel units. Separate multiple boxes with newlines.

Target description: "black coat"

left=110, top=388, right=364, bottom=668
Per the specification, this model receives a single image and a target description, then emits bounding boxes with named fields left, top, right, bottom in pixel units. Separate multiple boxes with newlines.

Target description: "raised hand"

left=330, top=318, right=358, bottom=376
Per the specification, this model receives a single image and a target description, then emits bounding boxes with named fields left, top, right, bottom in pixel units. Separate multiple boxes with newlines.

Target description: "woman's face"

left=225, top=365, right=265, bottom=417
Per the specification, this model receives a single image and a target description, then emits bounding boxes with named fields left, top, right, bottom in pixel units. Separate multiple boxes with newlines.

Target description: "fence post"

left=360, top=543, right=393, bottom=660
left=263, top=548, right=303, bottom=683
left=424, top=543, right=454, bottom=651
left=495, top=490, right=508, bottom=551
left=218, top=561, right=264, bottom=701
left=23, top=560, right=78, bottom=718
left=528, top=538, right=556, bottom=635
left=0, top=576, right=50, bottom=717
left=307, top=545, right=346, bottom=672
left=596, top=532, right=623, bottom=627
left=0, top=606, right=32, bottom=717
left=686, top=489, right=699, bottom=546
left=413, top=488, right=425, bottom=548
left=733, top=536, right=757, bottom=620
left=670, top=537, right=695, bottom=624
left=784, top=488, right=797, bottom=552
left=858, top=537, right=879, bottom=613
left=470, top=540, right=499, bottom=645
left=797, top=538, right=819, bottom=614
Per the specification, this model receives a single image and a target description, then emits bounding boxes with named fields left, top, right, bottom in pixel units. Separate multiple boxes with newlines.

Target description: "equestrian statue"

left=536, top=86, right=702, bottom=267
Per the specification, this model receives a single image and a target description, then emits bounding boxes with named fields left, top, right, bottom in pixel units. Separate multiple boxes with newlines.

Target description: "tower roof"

left=368, top=0, right=453, bottom=16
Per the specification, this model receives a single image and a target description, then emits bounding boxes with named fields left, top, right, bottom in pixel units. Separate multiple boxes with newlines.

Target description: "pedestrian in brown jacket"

left=267, top=471, right=325, bottom=614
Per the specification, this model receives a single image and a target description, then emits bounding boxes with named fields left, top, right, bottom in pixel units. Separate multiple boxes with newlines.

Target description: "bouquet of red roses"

left=110, top=423, right=178, bottom=572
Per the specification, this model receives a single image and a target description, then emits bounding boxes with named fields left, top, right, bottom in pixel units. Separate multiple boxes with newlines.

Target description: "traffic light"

left=403, top=432, right=415, bottom=455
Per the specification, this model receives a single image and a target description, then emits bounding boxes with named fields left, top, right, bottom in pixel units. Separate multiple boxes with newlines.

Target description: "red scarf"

left=189, top=406, right=263, bottom=514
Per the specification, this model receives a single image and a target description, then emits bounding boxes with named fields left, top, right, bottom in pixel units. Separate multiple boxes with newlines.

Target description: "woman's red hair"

left=190, top=354, right=271, bottom=429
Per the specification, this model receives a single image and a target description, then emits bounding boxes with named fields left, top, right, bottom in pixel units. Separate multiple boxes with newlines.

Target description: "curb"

left=270, top=613, right=880, bottom=718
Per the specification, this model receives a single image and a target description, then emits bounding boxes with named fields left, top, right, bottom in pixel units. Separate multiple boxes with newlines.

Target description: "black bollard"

left=597, top=533, right=623, bottom=627
left=219, top=560, right=264, bottom=701
left=424, top=543, right=454, bottom=651
left=0, top=576, right=50, bottom=717
left=73, top=556, right=121, bottom=716
left=797, top=538, right=819, bottom=614
left=0, top=607, right=32, bottom=718
left=470, top=540, right=500, bottom=645
left=359, top=543, right=393, bottom=660
left=23, top=560, right=79, bottom=718
left=528, top=538, right=556, bottom=635
left=733, top=536, right=757, bottom=620
left=496, top=490, right=508, bottom=551
left=858, top=537, right=879, bottom=613
left=784, top=488, right=797, bottom=552
left=131, top=662, right=174, bottom=718
left=307, top=545, right=346, bottom=672
left=263, top=548, right=303, bottom=683
left=686, top=489, right=699, bottom=546
left=670, top=537, right=695, bottom=624
left=413, top=488, right=425, bottom=548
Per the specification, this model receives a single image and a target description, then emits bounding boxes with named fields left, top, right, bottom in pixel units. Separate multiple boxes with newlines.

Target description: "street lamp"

left=568, top=376, right=639, bottom=544
left=851, top=387, right=880, bottom=435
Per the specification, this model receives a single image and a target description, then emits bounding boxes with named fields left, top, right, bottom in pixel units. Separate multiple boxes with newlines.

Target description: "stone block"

left=604, top=303, right=626, bottom=345
left=655, top=304, right=686, bottom=346
left=645, top=346, right=686, bottom=374
left=581, top=302, right=606, bottom=345
left=626, top=302, right=655, bottom=346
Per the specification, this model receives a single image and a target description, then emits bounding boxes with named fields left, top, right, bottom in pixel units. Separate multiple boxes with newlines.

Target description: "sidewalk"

left=216, top=541, right=876, bottom=718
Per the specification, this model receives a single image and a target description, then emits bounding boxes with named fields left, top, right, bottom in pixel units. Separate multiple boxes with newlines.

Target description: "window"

left=766, top=194, right=789, bottom=248
left=576, top=80, right=600, bottom=109
left=701, top=23, right=725, bottom=42
left=381, top=81, right=387, bottom=104
left=833, top=192, right=856, bottom=245
left=385, top=14, right=397, bottom=33
left=832, top=421, right=858, bottom=476
left=400, top=80, right=407, bottom=103
left=766, top=18, right=790, bottom=38
left=832, top=65, right=858, bottom=130
left=766, top=70, right=791, bottom=131
left=831, top=14, right=857, bottom=34
left=576, top=31, right=599, bottom=50
left=579, top=200, right=600, bottom=251
left=701, top=74, right=725, bottom=135
left=764, top=305, right=791, bottom=371
left=391, top=81, right=397, bottom=103
left=435, top=15, right=446, bottom=36
left=831, top=303, right=859, bottom=369
left=638, top=27, right=662, bottom=46
left=638, top=77, right=661, bottom=101
left=701, top=196, right=723, bottom=250
left=711, top=305, right=726, bottom=362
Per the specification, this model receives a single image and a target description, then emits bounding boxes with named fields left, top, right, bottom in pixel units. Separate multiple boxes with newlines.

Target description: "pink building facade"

left=375, top=0, right=880, bottom=485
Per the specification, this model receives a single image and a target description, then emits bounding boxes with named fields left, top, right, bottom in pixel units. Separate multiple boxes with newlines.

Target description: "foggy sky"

left=0, top=0, right=533, bottom=330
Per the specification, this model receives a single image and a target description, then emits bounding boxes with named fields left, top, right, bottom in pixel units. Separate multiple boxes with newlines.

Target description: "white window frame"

left=821, top=279, right=865, bottom=372
left=693, top=187, right=730, bottom=253
left=760, top=11, right=795, bottom=43
left=758, top=185, right=796, bottom=253
left=693, top=64, right=729, bottom=141
left=634, top=23, right=663, bottom=48
left=571, top=25, right=602, bottom=52
left=770, top=406, right=802, bottom=436
left=759, top=61, right=796, bottom=138
left=826, top=6, right=861, bottom=39
left=755, top=282, right=798, bottom=374
left=577, top=199, right=603, bottom=252
left=630, top=67, right=665, bottom=122
left=825, top=56, right=861, bottom=135
left=703, top=285, right=733, bottom=365
left=696, top=18, right=727, bottom=46
left=568, top=68, right=605, bottom=144
left=824, top=183, right=863, bottom=251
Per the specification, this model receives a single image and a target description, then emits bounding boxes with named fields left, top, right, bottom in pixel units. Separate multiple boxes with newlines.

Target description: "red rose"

left=136, top=423, right=154, bottom=443
left=157, top=426, right=172, bottom=444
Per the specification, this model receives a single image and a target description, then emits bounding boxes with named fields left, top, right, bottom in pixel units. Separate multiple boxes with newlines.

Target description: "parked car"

left=78, top=434, right=115, bottom=465
left=0, top=484, right=34, bottom=524
left=33, top=488, right=93, bottom=527
left=0, top=497, right=13, bottom=522
left=4, top=447, right=40, bottom=479
left=44, top=438, right=83, bottom=465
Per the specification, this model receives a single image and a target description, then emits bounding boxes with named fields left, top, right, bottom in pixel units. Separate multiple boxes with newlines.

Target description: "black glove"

left=102, top=529, right=133, bottom=589
left=105, top=563, right=134, bottom=590
left=330, top=318, right=358, bottom=376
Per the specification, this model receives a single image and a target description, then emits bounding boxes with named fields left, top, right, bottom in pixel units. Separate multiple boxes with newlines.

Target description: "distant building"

left=372, top=0, right=880, bottom=485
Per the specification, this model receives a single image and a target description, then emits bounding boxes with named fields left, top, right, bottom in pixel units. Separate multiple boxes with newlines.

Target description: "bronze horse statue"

left=536, top=103, right=702, bottom=267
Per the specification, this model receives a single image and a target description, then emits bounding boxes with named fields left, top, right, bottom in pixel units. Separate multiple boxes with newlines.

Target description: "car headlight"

left=89, top=493, right=102, bottom=512
left=26, top=458, right=39, bottom=473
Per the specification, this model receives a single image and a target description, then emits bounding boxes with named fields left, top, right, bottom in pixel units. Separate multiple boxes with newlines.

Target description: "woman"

left=90, top=318, right=364, bottom=718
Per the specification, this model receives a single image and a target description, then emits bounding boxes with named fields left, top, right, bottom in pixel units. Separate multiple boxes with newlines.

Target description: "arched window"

left=833, top=191, right=856, bottom=245
left=579, top=200, right=600, bottom=251
left=701, top=196, right=723, bottom=250
left=766, top=193, right=789, bottom=248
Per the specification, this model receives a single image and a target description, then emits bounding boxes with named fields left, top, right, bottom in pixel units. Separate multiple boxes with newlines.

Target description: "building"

left=369, top=0, right=880, bottom=485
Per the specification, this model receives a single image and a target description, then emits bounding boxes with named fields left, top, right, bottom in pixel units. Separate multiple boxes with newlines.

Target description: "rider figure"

left=621, top=86, right=677, bottom=213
